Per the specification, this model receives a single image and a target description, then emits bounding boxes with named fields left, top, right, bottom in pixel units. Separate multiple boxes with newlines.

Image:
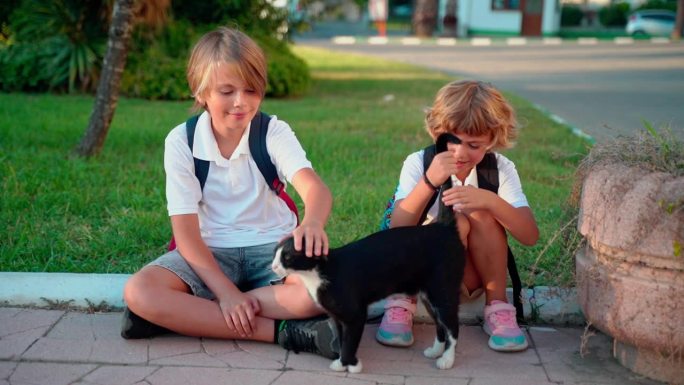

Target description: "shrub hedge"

left=599, top=3, right=631, bottom=27
left=1, top=0, right=310, bottom=99
left=120, top=25, right=310, bottom=101
left=561, top=5, right=584, bottom=27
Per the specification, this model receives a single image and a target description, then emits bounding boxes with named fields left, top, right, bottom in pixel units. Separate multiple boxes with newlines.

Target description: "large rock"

left=576, top=163, right=683, bottom=384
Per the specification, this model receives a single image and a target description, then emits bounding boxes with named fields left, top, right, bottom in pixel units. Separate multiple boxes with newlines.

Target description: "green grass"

left=0, top=46, right=590, bottom=286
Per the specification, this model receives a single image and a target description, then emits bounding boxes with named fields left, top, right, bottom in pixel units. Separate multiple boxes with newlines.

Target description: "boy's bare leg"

left=462, top=210, right=508, bottom=304
left=123, top=266, right=323, bottom=341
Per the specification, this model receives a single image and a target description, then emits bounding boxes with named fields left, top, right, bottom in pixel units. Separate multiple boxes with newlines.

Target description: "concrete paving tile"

left=0, top=327, right=46, bottom=360
left=150, top=352, right=229, bottom=368
left=47, top=312, right=97, bottom=339
left=347, top=372, right=405, bottom=385
left=0, top=361, right=17, bottom=380
left=530, top=326, right=663, bottom=385
left=78, top=365, right=159, bottom=385
left=201, top=338, right=239, bottom=355
left=0, top=308, right=63, bottom=359
left=0, top=308, right=63, bottom=336
left=89, top=338, right=149, bottom=364
left=273, top=371, right=375, bottom=385
left=361, top=359, right=458, bottom=377
left=148, top=335, right=202, bottom=361
left=22, top=337, right=93, bottom=361
left=212, top=350, right=284, bottom=370
left=9, top=362, right=96, bottom=385
left=145, top=367, right=279, bottom=385
left=405, top=376, right=470, bottom=385
left=283, top=350, right=333, bottom=371
left=233, top=340, right=289, bottom=362
left=469, top=379, right=555, bottom=385
left=89, top=313, right=124, bottom=339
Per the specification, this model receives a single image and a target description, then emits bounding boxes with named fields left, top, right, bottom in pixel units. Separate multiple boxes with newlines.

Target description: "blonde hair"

left=186, top=27, right=267, bottom=111
left=425, top=80, right=518, bottom=150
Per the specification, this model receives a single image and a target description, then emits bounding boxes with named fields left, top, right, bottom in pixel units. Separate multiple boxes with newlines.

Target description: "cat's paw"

left=348, top=359, right=363, bottom=373
left=435, top=351, right=455, bottom=369
left=423, top=339, right=445, bottom=358
left=330, top=358, right=363, bottom=373
left=330, top=359, right=346, bottom=372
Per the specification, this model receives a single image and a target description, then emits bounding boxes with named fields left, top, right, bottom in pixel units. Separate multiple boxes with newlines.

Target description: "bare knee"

left=123, top=271, right=153, bottom=314
left=123, top=267, right=187, bottom=317
left=467, top=210, right=505, bottom=240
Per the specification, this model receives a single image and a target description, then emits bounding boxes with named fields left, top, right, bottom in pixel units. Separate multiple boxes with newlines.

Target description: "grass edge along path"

left=0, top=45, right=590, bottom=287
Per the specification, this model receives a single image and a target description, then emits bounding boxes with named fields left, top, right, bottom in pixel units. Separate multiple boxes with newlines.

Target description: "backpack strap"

left=248, top=112, right=300, bottom=224
left=167, top=114, right=208, bottom=251
left=475, top=152, right=525, bottom=324
left=168, top=112, right=299, bottom=251
left=185, top=114, right=210, bottom=190
left=476, top=152, right=498, bottom=194
left=420, top=144, right=439, bottom=225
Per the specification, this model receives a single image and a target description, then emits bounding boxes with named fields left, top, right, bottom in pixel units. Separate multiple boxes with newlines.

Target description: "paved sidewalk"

left=0, top=307, right=663, bottom=385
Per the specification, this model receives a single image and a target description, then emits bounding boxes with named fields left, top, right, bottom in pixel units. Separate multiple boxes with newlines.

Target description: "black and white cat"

left=272, top=134, right=467, bottom=373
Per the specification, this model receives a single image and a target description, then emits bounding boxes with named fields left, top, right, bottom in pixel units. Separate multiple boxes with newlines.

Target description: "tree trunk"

left=75, top=0, right=135, bottom=157
left=413, top=0, right=439, bottom=37
left=673, top=0, right=684, bottom=40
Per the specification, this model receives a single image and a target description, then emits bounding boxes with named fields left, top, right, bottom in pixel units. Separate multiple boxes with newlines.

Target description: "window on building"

left=492, top=0, right=520, bottom=10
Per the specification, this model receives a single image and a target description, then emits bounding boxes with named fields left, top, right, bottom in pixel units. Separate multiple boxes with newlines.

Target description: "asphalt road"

left=298, top=37, right=684, bottom=143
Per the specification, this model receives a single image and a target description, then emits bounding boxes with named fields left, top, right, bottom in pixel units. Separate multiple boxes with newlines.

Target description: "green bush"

left=1, top=0, right=106, bottom=93
left=637, top=0, right=677, bottom=12
left=599, top=2, right=631, bottom=27
left=120, top=47, right=189, bottom=101
left=121, top=23, right=310, bottom=101
left=561, top=5, right=584, bottom=27
left=120, top=21, right=196, bottom=101
left=260, top=36, right=311, bottom=97
left=0, top=40, right=54, bottom=92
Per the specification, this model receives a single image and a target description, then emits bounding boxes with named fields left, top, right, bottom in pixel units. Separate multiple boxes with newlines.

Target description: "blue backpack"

left=167, top=111, right=299, bottom=251
left=380, top=145, right=524, bottom=322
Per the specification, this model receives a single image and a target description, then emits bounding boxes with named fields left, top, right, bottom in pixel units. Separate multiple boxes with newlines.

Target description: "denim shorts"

left=148, top=242, right=281, bottom=300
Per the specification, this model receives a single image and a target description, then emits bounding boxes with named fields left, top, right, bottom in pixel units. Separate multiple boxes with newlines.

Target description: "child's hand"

left=442, top=185, right=495, bottom=212
left=218, top=292, right=261, bottom=338
left=292, top=221, right=329, bottom=258
left=426, top=150, right=458, bottom=186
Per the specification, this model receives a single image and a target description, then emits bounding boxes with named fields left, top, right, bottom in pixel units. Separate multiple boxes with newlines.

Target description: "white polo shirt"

left=164, top=111, right=312, bottom=248
left=395, top=150, right=529, bottom=224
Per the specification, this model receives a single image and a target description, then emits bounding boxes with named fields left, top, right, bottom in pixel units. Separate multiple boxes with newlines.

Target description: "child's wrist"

left=423, top=173, right=439, bottom=191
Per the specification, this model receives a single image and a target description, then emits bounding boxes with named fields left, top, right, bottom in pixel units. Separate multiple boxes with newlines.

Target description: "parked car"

left=625, top=9, right=679, bottom=36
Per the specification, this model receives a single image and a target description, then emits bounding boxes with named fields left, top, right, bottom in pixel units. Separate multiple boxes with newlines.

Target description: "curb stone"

left=0, top=272, right=585, bottom=325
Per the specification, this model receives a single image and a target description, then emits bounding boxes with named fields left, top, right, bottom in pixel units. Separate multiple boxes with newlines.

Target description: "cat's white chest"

left=294, top=270, right=325, bottom=304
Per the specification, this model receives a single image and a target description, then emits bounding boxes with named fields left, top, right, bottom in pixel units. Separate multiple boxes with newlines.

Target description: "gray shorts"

left=148, top=242, right=281, bottom=300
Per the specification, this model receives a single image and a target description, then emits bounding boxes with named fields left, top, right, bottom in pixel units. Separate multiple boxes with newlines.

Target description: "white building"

left=438, top=0, right=562, bottom=37
left=560, top=0, right=648, bottom=9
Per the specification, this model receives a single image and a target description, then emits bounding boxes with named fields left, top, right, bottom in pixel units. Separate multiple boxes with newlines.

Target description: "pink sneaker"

left=483, top=300, right=528, bottom=352
left=375, top=298, right=416, bottom=347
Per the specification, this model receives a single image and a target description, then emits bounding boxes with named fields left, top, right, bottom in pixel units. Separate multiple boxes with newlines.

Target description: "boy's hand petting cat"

left=442, top=185, right=496, bottom=212
left=218, top=292, right=261, bottom=337
left=292, top=220, right=329, bottom=258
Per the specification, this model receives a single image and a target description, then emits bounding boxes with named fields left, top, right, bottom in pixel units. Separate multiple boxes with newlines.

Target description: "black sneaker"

left=120, top=307, right=172, bottom=339
left=277, top=316, right=339, bottom=359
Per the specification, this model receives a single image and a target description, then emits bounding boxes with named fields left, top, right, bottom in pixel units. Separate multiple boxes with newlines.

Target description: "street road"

left=299, top=39, right=684, bottom=143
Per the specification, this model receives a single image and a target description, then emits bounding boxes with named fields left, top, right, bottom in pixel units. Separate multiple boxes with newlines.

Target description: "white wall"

left=543, top=0, right=562, bottom=34
left=461, top=0, right=522, bottom=34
